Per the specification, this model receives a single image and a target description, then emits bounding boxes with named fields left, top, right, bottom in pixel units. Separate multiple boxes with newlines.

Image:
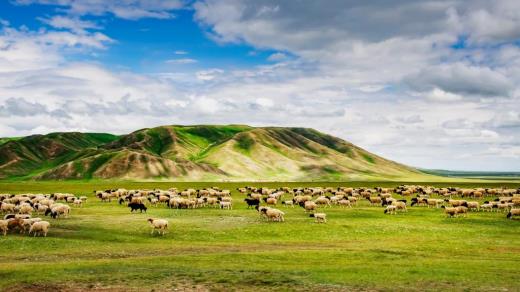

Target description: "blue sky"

left=0, top=1, right=278, bottom=72
left=0, top=0, right=519, bottom=171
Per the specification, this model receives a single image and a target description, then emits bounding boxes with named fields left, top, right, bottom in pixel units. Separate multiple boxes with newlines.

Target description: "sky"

left=0, top=0, right=519, bottom=171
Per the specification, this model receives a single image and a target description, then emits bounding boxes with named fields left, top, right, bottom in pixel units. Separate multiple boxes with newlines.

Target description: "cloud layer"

left=1, top=0, right=519, bottom=171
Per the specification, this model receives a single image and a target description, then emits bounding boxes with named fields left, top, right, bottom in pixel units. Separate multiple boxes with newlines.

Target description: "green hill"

left=0, top=125, right=434, bottom=181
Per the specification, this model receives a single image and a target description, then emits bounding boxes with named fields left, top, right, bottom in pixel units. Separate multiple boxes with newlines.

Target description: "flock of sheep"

left=1, top=185, right=519, bottom=237
left=0, top=193, right=85, bottom=237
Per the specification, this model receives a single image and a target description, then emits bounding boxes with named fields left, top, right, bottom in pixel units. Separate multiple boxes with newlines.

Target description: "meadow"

left=0, top=181, right=519, bottom=291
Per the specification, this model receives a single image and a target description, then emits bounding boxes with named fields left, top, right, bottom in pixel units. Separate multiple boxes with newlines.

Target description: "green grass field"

left=1, top=181, right=519, bottom=291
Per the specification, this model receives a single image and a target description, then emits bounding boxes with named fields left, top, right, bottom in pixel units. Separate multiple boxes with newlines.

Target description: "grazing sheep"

left=426, top=199, right=443, bottom=208
left=265, top=208, right=285, bottom=222
left=281, top=200, right=294, bottom=207
left=506, top=209, right=520, bottom=219
left=455, top=206, right=468, bottom=217
left=392, top=201, right=407, bottom=213
left=220, top=201, right=232, bottom=210
left=493, top=203, right=510, bottom=213
left=367, top=197, right=382, bottom=206
left=34, top=203, right=49, bottom=214
left=310, top=213, right=327, bottom=223
left=302, top=201, right=317, bottom=213
left=442, top=206, right=458, bottom=218
left=128, top=202, right=147, bottom=213
left=73, top=199, right=83, bottom=207
left=480, top=203, right=494, bottom=212
left=7, top=218, right=24, bottom=233
left=148, top=218, right=168, bottom=235
left=28, top=221, right=50, bottom=237
left=315, top=196, right=331, bottom=207
left=263, top=197, right=277, bottom=206
left=445, top=199, right=466, bottom=207
left=411, top=197, right=428, bottom=207
left=0, top=219, right=8, bottom=236
left=45, top=204, right=71, bottom=219
left=255, top=205, right=270, bottom=220
left=462, top=201, right=479, bottom=211
left=338, top=199, right=352, bottom=208
left=1, top=203, right=15, bottom=213
left=21, top=218, right=42, bottom=234
left=18, top=204, right=34, bottom=215
left=384, top=205, right=397, bottom=215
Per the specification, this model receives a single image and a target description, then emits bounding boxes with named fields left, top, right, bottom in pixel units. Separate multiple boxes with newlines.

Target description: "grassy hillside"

left=0, top=181, right=518, bottom=291
left=0, top=125, right=436, bottom=181
left=0, top=133, right=119, bottom=179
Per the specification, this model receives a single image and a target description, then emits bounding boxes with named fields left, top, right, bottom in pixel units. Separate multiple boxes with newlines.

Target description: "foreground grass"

left=0, top=181, right=519, bottom=291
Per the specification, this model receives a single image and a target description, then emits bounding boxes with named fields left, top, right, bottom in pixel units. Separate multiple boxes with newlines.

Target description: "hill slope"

left=0, top=125, right=432, bottom=181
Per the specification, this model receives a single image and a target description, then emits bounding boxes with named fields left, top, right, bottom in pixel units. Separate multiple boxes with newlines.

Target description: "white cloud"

left=39, top=15, right=101, bottom=33
left=15, top=0, right=184, bottom=20
left=166, top=58, right=198, bottom=64
left=196, top=69, right=224, bottom=81
left=267, top=52, right=287, bottom=62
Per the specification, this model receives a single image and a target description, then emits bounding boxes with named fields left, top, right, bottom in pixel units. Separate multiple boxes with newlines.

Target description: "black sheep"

left=128, top=202, right=147, bottom=213
left=244, top=198, right=260, bottom=208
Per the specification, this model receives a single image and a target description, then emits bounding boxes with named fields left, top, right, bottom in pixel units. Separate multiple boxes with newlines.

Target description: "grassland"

left=0, top=181, right=519, bottom=291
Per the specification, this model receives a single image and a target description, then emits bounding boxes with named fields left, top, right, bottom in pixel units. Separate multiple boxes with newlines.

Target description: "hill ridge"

left=0, top=125, right=430, bottom=181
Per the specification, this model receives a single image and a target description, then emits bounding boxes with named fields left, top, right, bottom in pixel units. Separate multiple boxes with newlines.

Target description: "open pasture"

left=0, top=181, right=519, bottom=291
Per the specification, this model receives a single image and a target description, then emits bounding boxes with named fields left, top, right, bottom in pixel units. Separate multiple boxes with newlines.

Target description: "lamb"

left=29, top=221, right=50, bottom=237
left=309, top=213, right=327, bottom=223
left=506, top=209, right=520, bottom=219
left=128, top=202, right=147, bottom=213
left=384, top=205, right=397, bottom=215
left=148, top=218, right=168, bottom=235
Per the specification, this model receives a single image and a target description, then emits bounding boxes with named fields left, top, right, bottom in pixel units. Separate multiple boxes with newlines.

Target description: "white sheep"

left=0, top=219, right=8, bottom=236
left=73, top=199, right=83, bottom=207
left=148, top=218, right=168, bottom=235
left=384, top=205, right=397, bottom=215
left=266, top=208, right=285, bottom=222
left=310, top=213, right=327, bottom=223
left=29, top=221, right=50, bottom=237
left=220, top=201, right=232, bottom=210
